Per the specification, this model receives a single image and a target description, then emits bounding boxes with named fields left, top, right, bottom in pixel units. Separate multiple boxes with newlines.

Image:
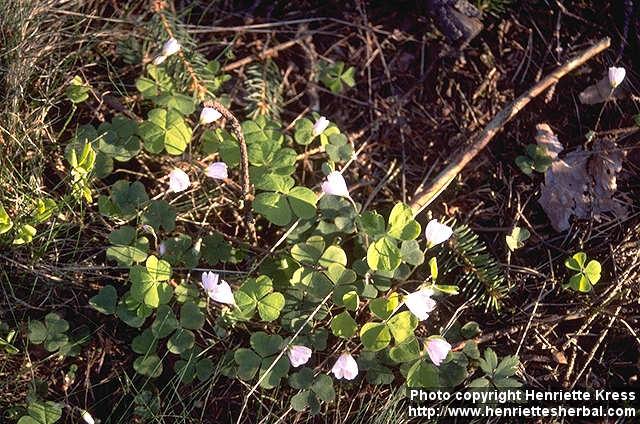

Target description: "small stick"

left=203, top=100, right=257, bottom=243
left=222, top=37, right=305, bottom=72
left=409, top=37, right=611, bottom=214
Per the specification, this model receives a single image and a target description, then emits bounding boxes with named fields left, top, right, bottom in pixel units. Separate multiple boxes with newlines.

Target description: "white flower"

left=200, top=107, right=222, bottom=124
left=424, top=219, right=453, bottom=247
left=205, top=162, right=228, bottom=180
left=201, top=271, right=235, bottom=305
left=425, top=337, right=451, bottom=366
left=153, top=38, right=181, bottom=65
left=608, top=66, right=626, bottom=88
left=80, top=410, right=95, bottom=424
left=312, top=116, right=330, bottom=137
left=331, top=352, right=358, bottom=380
left=288, top=345, right=312, bottom=367
left=158, top=241, right=166, bottom=256
left=152, top=55, right=167, bottom=65
left=404, top=288, right=436, bottom=321
left=321, top=171, right=350, bottom=198
left=168, top=168, right=190, bottom=192
left=162, top=37, right=181, bottom=56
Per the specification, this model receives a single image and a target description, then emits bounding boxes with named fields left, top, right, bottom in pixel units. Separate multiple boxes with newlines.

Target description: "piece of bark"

left=426, top=0, right=483, bottom=45
left=538, top=135, right=626, bottom=232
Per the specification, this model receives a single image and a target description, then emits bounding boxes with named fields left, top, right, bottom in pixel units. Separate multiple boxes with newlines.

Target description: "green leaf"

left=369, top=293, right=399, bottom=320
left=311, top=374, right=335, bottom=402
left=568, top=273, right=591, bottom=292
left=89, top=285, right=117, bottom=315
left=133, top=354, right=163, bottom=378
left=250, top=332, right=283, bottom=357
left=162, top=234, right=199, bottom=268
left=146, top=255, right=171, bottom=281
left=289, top=367, right=314, bottom=389
left=253, top=192, right=292, bottom=226
left=287, top=187, right=318, bottom=219
left=389, top=336, right=421, bottom=363
left=360, top=322, right=391, bottom=351
left=330, top=311, right=357, bottom=339
left=294, top=118, right=315, bottom=145
left=167, top=328, right=195, bottom=354
left=12, top=224, right=37, bottom=245
left=584, top=260, right=601, bottom=284
left=0, top=204, right=13, bottom=235
left=291, top=235, right=325, bottom=264
left=154, top=93, right=196, bottom=115
left=400, top=240, right=425, bottom=266
left=342, top=291, right=359, bottom=311
left=180, top=301, right=205, bottom=330
left=505, top=226, right=530, bottom=251
left=151, top=305, right=178, bottom=338
left=138, top=108, right=192, bottom=155
left=142, top=200, right=176, bottom=233
left=406, top=360, right=439, bottom=388
left=291, top=390, right=316, bottom=413
left=367, top=236, right=401, bottom=272
left=234, top=348, right=261, bottom=380
left=259, top=355, right=290, bottom=389
left=257, top=292, right=285, bottom=322
left=461, top=321, right=481, bottom=339
left=387, top=203, right=420, bottom=240
left=132, top=329, right=158, bottom=355
left=66, top=75, right=90, bottom=103
left=110, top=180, right=149, bottom=217
left=97, top=116, right=141, bottom=162
left=116, top=302, right=147, bottom=328
left=20, top=401, right=62, bottom=424
left=28, top=321, right=47, bottom=344
left=358, top=211, right=386, bottom=238
left=565, top=252, right=587, bottom=271
left=201, top=234, right=232, bottom=265
left=386, top=310, right=417, bottom=343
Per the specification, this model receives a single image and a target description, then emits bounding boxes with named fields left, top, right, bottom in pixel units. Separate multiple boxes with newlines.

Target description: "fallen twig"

left=410, top=37, right=611, bottom=214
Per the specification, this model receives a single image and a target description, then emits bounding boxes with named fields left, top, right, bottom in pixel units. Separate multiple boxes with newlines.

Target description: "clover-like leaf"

left=387, top=203, right=421, bottom=241
left=201, top=234, right=232, bottom=265
left=151, top=305, right=178, bottom=338
left=131, top=329, right=158, bottom=355
left=133, top=353, right=163, bottom=378
left=330, top=311, right=357, bottom=339
left=66, top=75, right=90, bottom=103
left=369, top=292, right=399, bottom=320
left=358, top=211, right=386, bottom=238
left=367, top=236, right=401, bottom=272
left=294, top=118, right=315, bottom=145
left=138, top=108, right=192, bottom=155
left=386, top=310, right=417, bottom=344
left=234, top=348, right=262, bottom=380
left=0, top=204, right=13, bottom=235
left=360, top=322, right=391, bottom=351
left=406, top=360, right=439, bottom=388
left=110, top=180, right=149, bottom=218
left=90, top=285, right=117, bottom=315
left=180, top=301, right=204, bottom=330
left=250, top=332, right=283, bottom=357
left=142, top=200, right=176, bottom=233
left=167, top=328, right=195, bottom=354
left=97, top=116, right=141, bottom=162
left=18, top=401, right=63, bottom=424
left=506, top=226, right=530, bottom=251
left=389, top=336, right=421, bottom=363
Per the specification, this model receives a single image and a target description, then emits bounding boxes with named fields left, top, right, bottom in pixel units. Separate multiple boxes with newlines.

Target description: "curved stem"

left=203, top=100, right=257, bottom=243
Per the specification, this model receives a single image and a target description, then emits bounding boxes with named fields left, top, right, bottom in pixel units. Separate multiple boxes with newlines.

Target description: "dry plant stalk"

left=410, top=37, right=611, bottom=214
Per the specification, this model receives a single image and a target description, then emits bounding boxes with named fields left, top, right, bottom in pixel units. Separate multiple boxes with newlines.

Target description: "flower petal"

left=424, top=219, right=453, bottom=247
left=162, top=37, right=181, bottom=57
left=168, top=168, right=190, bottom=192
left=205, top=162, right=228, bottom=180
left=288, top=345, right=312, bottom=367
left=608, top=66, right=626, bottom=88
left=425, top=337, right=451, bottom=366
left=331, top=352, right=358, bottom=380
left=200, top=107, right=222, bottom=124
left=312, top=116, right=330, bottom=136
left=404, top=288, right=436, bottom=321
left=321, top=171, right=350, bottom=198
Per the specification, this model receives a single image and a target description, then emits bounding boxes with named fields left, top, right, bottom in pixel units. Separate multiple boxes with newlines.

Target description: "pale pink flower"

left=608, top=66, right=626, bottom=88
left=331, top=352, right=358, bottom=380
left=201, top=271, right=235, bottom=305
left=288, top=345, right=312, bottom=367
left=404, top=288, right=436, bottom=321
left=168, top=168, right=190, bottom=192
left=205, top=162, right=228, bottom=180
left=312, top=116, right=330, bottom=137
left=158, top=241, right=166, bottom=256
left=321, top=171, right=349, bottom=198
left=424, top=220, right=453, bottom=247
left=199, top=107, right=222, bottom=124
left=80, top=410, right=95, bottom=424
left=425, top=337, right=451, bottom=366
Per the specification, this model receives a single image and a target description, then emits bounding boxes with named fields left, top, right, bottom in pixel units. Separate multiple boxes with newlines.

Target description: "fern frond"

left=437, top=221, right=508, bottom=312
left=244, top=59, right=283, bottom=121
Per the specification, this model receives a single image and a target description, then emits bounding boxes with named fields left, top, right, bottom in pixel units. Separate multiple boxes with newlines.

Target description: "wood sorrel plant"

left=44, top=25, right=521, bottom=417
